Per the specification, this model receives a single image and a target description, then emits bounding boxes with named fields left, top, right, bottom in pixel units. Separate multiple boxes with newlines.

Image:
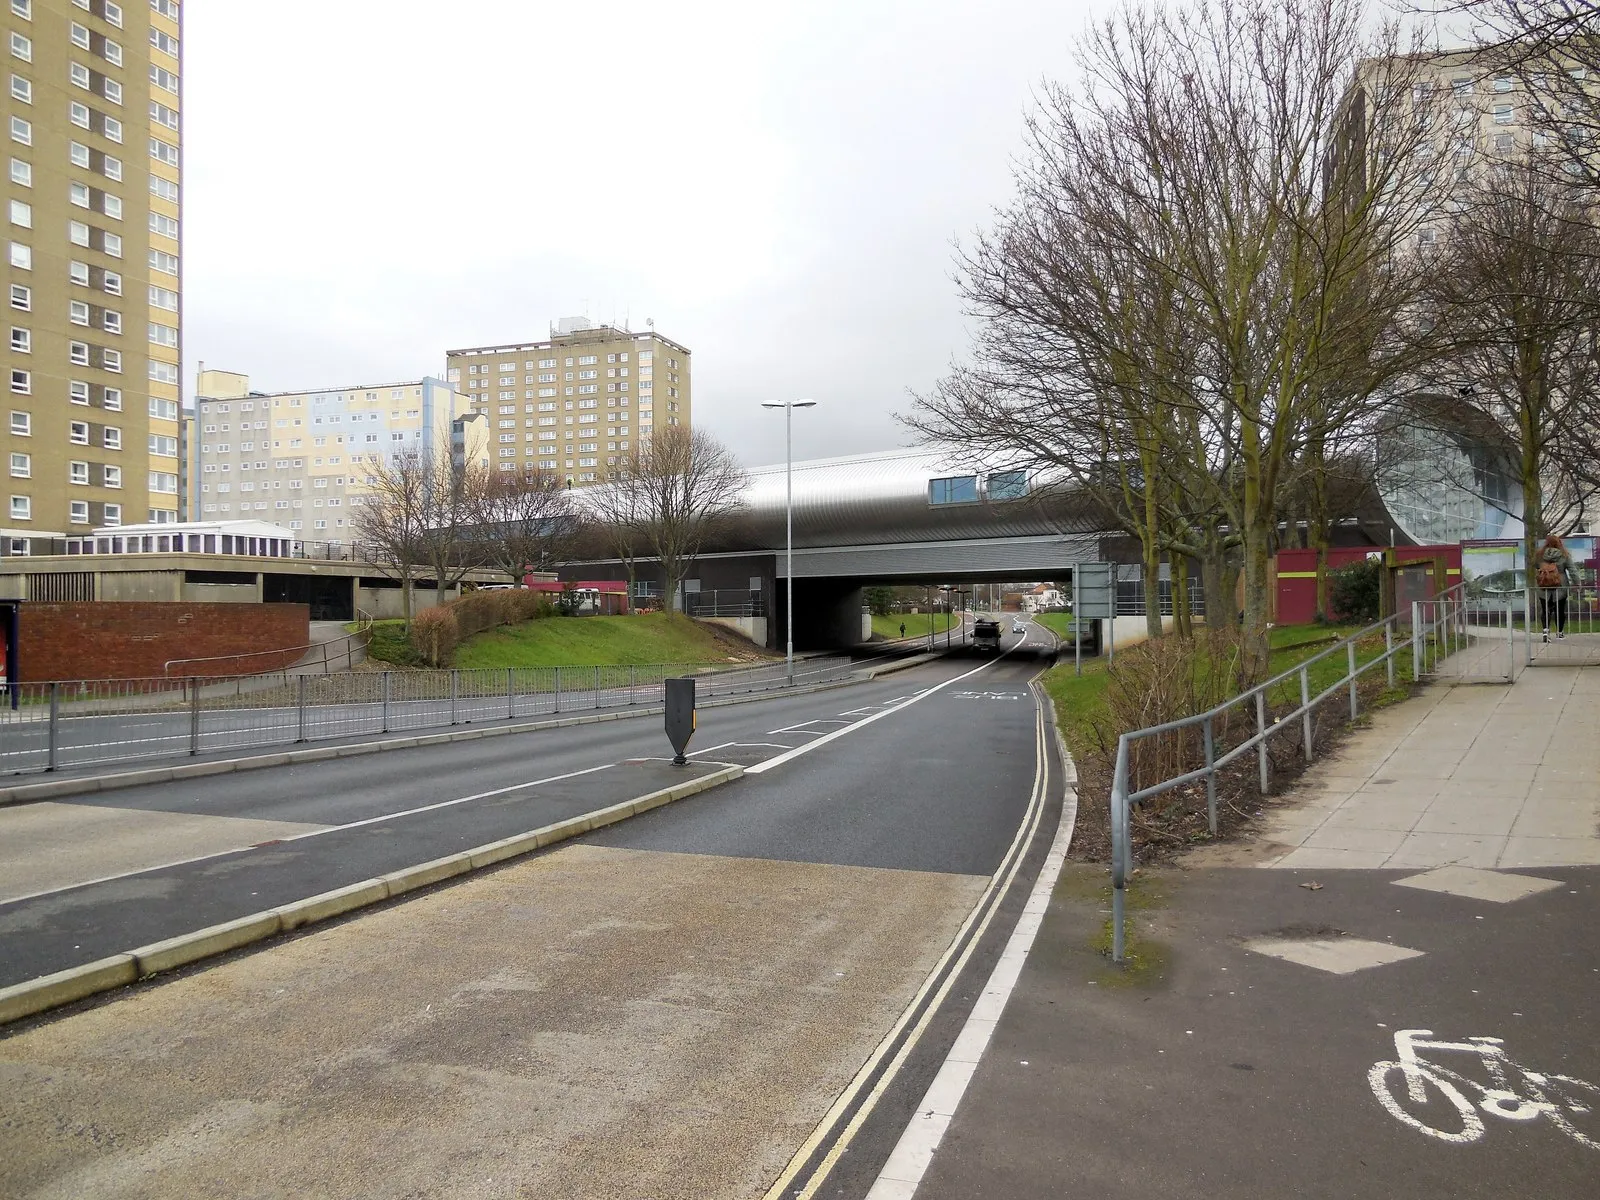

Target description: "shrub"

left=1097, top=628, right=1247, bottom=796
left=1329, top=559, right=1382, bottom=624
left=407, top=588, right=553, bottom=666
left=409, top=606, right=460, bottom=668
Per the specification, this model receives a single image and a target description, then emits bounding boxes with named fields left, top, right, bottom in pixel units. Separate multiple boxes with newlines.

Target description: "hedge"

left=408, top=589, right=552, bottom=667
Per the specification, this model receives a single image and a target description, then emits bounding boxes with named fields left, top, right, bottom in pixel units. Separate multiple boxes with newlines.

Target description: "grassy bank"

left=870, top=612, right=958, bottom=641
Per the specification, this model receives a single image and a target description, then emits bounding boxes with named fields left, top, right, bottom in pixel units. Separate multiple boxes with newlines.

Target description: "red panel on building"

left=1276, top=546, right=1462, bottom=625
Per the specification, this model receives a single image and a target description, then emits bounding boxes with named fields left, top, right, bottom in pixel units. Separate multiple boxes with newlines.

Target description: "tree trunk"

left=1142, top=538, right=1164, bottom=640
left=1240, top=522, right=1273, bottom=684
left=1172, top=553, right=1192, bottom=638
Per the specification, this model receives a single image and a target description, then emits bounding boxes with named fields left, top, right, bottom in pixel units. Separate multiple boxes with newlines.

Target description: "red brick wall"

left=17, top=602, right=310, bottom=681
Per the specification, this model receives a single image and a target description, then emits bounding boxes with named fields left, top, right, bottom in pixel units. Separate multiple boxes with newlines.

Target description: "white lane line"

left=865, top=693, right=1078, bottom=1199
left=747, top=649, right=1016, bottom=777
left=0, top=762, right=620, bottom=908
left=767, top=726, right=825, bottom=737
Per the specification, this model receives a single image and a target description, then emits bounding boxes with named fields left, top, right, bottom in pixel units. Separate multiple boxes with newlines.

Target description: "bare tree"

left=464, top=467, right=577, bottom=583
left=353, top=451, right=430, bottom=626
left=910, top=0, right=1448, bottom=676
left=600, top=427, right=747, bottom=612
left=354, top=451, right=484, bottom=624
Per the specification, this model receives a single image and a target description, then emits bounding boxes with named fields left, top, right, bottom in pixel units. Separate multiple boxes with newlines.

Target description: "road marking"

left=0, top=762, right=621, bottom=909
left=747, top=650, right=1016, bottom=777
left=763, top=664, right=1051, bottom=1200
left=862, top=679, right=1078, bottom=1199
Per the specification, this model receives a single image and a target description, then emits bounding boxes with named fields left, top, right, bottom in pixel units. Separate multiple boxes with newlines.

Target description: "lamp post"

left=762, top=399, right=816, bottom=685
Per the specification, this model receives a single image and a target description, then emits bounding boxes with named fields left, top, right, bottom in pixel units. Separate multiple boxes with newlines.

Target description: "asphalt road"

left=0, top=623, right=1066, bottom=1199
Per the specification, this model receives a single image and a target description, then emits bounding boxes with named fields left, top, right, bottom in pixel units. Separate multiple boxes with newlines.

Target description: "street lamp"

left=762, top=398, right=816, bottom=685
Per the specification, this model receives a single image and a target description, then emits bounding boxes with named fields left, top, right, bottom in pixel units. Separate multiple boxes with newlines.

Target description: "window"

left=8, top=411, right=26, bottom=435
left=149, top=322, right=177, bottom=347
left=69, top=300, right=89, bottom=324
left=102, top=270, right=120, bottom=295
left=9, top=327, right=26, bottom=352
left=71, top=61, right=90, bottom=89
left=104, top=41, right=122, bottom=67
left=69, top=380, right=88, bottom=404
left=70, top=181, right=90, bottom=208
left=150, top=64, right=177, bottom=94
left=9, top=452, right=27, bottom=477
left=69, top=102, right=90, bottom=129
left=8, top=157, right=27, bottom=187
left=104, top=195, right=122, bottom=220
left=149, top=285, right=177, bottom=311
left=149, top=249, right=177, bottom=274
left=929, top=475, right=979, bottom=505
left=9, top=284, right=27, bottom=310
left=69, top=420, right=89, bottom=444
left=69, top=260, right=88, bottom=285
left=987, top=470, right=1029, bottom=500
left=106, top=2, right=122, bottom=29
left=578, top=355, right=597, bottom=365
left=103, top=79, right=121, bottom=105
left=149, top=137, right=178, bottom=166
left=8, top=199, right=28, bottom=228
left=1493, top=76, right=1513, bottom=92
left=9, top=369, right=28, bottom=393
left=150, top=175, right=178, bottom=202
left=68, top=341, right=88, bottom=365
left=9, top=116, right=30, bottom=145
left=153, top=0, right=180, bottom=21
left=102, top=348, right=120, bottom=372
left=102, top=426, right=119, bottom=449
left=101, top=233, right=120, bottom=259
left=1493, top=104, right=1513, bottom=124
left=150, top=100, right=178, bottom=130
left=69, top=460, right=89, bottom=485
left=10, top=75, right=30, bottom=104
left=9, top=495, right=28, bottom=520
left=12, top=1, right=30, bottom=20
left=150, top=28, right=178, bottom=57
left=104, top=466, right=122, bottom=490
left=102, top=116, right=121, bottom=143
left=69, top=500, right=88, bottom=523
left=1494, top=132, right=1514, bottom=151
left=68, top=220, right=89, bottom=246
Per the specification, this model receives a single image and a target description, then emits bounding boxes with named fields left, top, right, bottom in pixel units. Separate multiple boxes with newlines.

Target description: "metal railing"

left=1526, top=568, right=1600, bottom=667
left=1107, top=586, right=1474, bottom=962
left=0, top=654, right=858, bottom=778
left=162, top=616, right=376, bottom=678
left=685, top=590, right=767, bottom=619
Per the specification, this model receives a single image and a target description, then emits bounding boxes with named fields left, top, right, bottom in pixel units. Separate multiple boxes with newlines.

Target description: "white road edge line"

left=864, top=693, right=1079, bottom=1199
left=747, top=648, right=1016, bottom=777
left=762, top=661, right=1046, bottom=1200
left=0, top=762, right=620, bottom=909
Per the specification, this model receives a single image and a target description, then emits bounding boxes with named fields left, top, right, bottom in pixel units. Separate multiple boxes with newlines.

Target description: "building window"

left=69, top=500, right=88, bottom=523
left=150, top=175, right=178, bottom=202
left=70, top=61, right=89, bottom=89
left=9, top=369, right=28, bottom=393
left=8, top=326, right=26, bottom=353
left=103, top=116, right=121, bottom=143
left=69, top=380, right=88, bottom=404
left=103, top=426, right=119, bottom=449
left=8, top=495, right=28, bottom=520
left=69, top=420, right=89, bottom=444
left=9, top=284, right=27, bottom=310
left=68, top=101, right=90, bottom=129
left=103, top=270, right=120, bottom=295
left=9, top=116, right=30, bottom=145
left=9, top=451, right=28, bottom=477
left=104, top=388, right=123, bottom=411
left=68, top=341, right=88, bottom=365
left=9, top=75, right=30, bottom=104
left=8, top=198, right=29, bottom=227
left=929, top=475, right=979, bottom=505
left=103, top=310, right=121, bottom=334
left=68, top=220, right=89, bottom=246
left=8, top=157, right=27, bottom=187
left=102, top=503, right=120, bottom=524
left=8, top=241, right=30, bottom=269
left=149, top=249, right=178, bottom=275
left=1493, top=104, right=1513, bottom=124
left=69, top=460, right=88, bottom=484
left=8, top=410, right=28, bottom=435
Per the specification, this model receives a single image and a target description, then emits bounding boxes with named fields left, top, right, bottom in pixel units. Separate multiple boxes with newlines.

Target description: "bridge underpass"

left=562, top=448, right=1112, bottom=651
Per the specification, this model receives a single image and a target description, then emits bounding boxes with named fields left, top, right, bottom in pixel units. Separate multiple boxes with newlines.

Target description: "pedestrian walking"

left=899, top=621, right=907, bottom=639
left=1535, top=533, right=1575, bottom=642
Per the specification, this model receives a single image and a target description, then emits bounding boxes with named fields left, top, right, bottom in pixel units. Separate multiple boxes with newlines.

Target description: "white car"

left=1012, top=619, right=1025, bottom=634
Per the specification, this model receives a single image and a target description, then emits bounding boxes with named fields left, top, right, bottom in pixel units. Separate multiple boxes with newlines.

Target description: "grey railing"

left=0, top=655, right=858, bottom=777
left=1108, top=586, right=1474, bottom=962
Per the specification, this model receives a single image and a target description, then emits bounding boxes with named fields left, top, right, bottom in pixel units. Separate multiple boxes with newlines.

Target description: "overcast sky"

left=183, top=0, right=1110, bottom=467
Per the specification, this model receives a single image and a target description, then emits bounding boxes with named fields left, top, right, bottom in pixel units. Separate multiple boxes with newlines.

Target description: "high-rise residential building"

left=1, top=0, right=183, bottom=549
left=188, top=370, right=484, bottom=540
left=444, top=317, right=691, bottom=486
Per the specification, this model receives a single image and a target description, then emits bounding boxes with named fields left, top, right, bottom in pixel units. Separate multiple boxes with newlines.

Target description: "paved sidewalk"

left=911, top=666, right=1600, bottom=1200
left=1257, top=666, right=1600, bottom=870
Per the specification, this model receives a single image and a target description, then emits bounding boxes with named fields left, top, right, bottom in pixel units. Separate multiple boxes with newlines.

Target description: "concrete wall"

left=17, top=602, right=310, bottom=682
left=356, top=583, right=463, bottom=621
left=699, top=615, right=768, bottom=646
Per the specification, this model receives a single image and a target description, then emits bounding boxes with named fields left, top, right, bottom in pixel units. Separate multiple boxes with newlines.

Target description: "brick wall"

left=17, top=602, right=310, bottom=681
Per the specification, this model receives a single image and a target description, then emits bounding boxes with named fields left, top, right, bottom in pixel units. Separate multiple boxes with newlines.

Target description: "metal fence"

left=0, top=655, right=858, bottom=777
left=1107, top=586, right=1477, bottom=963
left=685, top=590, right=767, bottom=618
left=1525, top=568, right=1600, bottom=667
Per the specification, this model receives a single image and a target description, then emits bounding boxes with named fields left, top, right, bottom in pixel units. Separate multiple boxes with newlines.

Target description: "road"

left=0, top=621, right=1064, bottom=1199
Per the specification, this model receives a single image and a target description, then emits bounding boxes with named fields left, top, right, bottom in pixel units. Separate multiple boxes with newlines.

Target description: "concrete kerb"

left=0, top=670, right=871, bottom=809
left=0, top=764, right=744, bottom=1029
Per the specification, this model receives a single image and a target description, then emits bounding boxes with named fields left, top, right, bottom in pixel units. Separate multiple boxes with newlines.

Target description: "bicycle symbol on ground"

left=1369, top=1029, right=1600, bottom=1149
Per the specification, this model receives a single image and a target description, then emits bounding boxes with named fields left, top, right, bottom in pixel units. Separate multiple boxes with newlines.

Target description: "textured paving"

left=1255, top=666, right=1600, bottom=870
left=0, top=845, right=987, bottom=1200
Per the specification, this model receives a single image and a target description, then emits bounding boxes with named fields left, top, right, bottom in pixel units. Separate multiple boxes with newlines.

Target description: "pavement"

left=908, top=664, right=1600, bottom=1200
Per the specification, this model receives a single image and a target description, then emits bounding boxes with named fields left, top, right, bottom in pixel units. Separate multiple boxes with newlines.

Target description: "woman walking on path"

left=1535, top=534, right=1576, bottom=641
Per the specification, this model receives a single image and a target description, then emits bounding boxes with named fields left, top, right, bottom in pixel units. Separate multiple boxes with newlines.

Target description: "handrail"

left=1107, top=582, right=1476, bottom=962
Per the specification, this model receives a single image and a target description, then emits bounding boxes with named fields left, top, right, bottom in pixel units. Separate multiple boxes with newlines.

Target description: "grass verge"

left=870, top=612, right=958, bottom=641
